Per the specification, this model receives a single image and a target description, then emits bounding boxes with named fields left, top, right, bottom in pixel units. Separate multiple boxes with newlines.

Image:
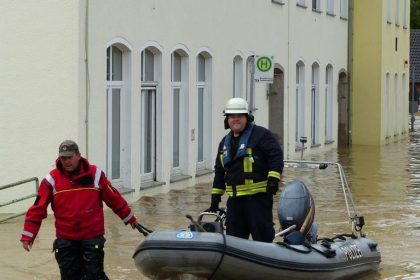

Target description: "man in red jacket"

left=20, top=140, right=140, bottom=280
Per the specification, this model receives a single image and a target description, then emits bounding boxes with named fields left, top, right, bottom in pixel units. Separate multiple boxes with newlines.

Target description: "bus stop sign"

left=254, top=55, right=274, bottom=83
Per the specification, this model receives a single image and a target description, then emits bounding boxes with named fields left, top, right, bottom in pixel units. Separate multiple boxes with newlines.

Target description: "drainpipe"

left=84, top=0, right=90, bottom=158
left=347, top=0, right=353, bottom=146
left=287, top=0, right=291, bottom=157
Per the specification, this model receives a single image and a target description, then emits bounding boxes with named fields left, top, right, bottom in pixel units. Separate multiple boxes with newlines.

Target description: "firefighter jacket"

left=21, top=157, right=136, bottom=242
left=212, top=124, right=283, bottom=197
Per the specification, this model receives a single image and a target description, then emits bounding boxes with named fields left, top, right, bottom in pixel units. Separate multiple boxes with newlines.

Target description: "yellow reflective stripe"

left=212, top=188, right=225, bottom=195
left=219, top=153, right=224, bottom=168
left=107, top=184, right=115, bottom=193
left=226, top=181, right=267, bottom=196
left=243, top=158, right=251, bottom=185
left=247, top=148, right=253, bottom=172
left=243, top=156, right=249, bottom=172
left=244, top=148, right=253, bottom=185
left=54, top=188, right=100, bottom=195
left=268, top=171, right=281, bottom=180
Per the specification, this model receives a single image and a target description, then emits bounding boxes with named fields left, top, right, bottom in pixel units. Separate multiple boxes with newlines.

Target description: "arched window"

left=394, top=73, right=399, bottom=135
left=233, top=55, right=243, bottom=98
left=196, top=51, right=213, bottom=174
left=140, top=47, right=162, bottom=184
left=311, top=62, right=320, bottom=145
left=402, top=73, right=407, bottom=131
left=171, top=48, right=189, bottom=178
left=325, top=65, right=334, bottom=142
left=106, top=44, right=131, bottom=184
left=296, top=61, right=305, bottom=145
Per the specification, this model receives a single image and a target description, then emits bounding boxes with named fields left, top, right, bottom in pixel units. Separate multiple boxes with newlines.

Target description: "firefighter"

left=20, top=140, right=141, bottom=280
left=206, top=98, right=284, bottom=242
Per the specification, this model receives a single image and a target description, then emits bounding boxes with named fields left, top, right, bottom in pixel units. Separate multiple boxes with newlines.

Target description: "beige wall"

left=0, top=0, right=82, bottom=209
left=352, top=0, right=410, bottom=145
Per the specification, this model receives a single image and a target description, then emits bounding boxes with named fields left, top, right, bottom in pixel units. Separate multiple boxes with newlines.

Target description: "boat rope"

left=276, top=240, right=339, bottom=258
left=318, top=233, right=357, bottom=243
left=208, top=232, right=227, bottom=280
left=309, top=233, right=359, bottom=258
left=275, top=241, right=312, bottom=254
left=310, top=244, right=336, bottom=258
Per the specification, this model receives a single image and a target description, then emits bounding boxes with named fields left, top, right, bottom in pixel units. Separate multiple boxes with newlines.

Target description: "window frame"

left=327, top=0, right=335, bottom=16
left=340, top=0, right=348, bottom=19
left=312, top=0, right=321, bottom=12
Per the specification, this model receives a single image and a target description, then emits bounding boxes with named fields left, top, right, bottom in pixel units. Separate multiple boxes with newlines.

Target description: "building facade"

left=1, top=0, right=348, bottom=204
left=351, top=0, right=411, bottom=145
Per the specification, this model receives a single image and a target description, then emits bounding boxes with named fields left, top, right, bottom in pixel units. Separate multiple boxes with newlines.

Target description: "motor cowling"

left=278, top=180, right=315, bottom=239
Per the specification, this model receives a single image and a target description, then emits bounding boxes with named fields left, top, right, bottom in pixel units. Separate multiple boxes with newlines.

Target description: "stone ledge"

left=140, top=180, right=166, bottom=191
left=170, top=174, right=192, bottom=183
left=195, top=169, right=214, bottom=177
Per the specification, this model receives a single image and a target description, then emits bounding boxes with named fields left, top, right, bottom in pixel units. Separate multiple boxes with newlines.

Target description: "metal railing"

left=0, top=177, right=39, bottom=223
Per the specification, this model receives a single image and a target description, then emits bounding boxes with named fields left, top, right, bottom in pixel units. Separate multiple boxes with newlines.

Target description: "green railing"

left=0, top=177, right=39, bottom=223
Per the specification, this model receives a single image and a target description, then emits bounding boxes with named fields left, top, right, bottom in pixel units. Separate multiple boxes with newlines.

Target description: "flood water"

left=1, top=131, right=420, bottom=279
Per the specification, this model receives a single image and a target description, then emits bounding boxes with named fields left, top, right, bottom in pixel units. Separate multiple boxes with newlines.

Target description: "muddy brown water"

left=1, top=135, right=420, bottom=279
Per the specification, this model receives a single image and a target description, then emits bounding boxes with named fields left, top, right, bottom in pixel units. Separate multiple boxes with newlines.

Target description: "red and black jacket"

left=21, top=157, right=136, bottom=241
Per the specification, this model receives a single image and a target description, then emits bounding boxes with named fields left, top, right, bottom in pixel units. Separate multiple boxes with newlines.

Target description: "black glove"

left=205, top=194, right=221, bottom=213
left=266, top=177, right=279, bottom=195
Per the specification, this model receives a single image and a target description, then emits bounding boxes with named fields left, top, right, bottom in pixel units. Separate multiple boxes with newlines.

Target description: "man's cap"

left=58, top=140, right=79, bottom=156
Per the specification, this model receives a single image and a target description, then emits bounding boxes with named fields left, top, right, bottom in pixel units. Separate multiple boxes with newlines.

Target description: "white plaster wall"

left=1, top=0, right=348, bottom=209
left=86, top=0, right=290, bottom=192
left=286, top=3, right=348, bottom=158
left=0, top=0, right=81, bottom=211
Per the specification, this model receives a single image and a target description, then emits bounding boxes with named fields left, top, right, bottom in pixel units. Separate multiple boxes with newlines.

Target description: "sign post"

left=254, top=55, right=274, bottom=83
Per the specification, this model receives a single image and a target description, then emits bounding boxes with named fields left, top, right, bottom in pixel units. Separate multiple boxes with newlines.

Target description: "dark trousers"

left=53, top=236, right=109, bottom=280
left=226, top=192, right=275, bottom=243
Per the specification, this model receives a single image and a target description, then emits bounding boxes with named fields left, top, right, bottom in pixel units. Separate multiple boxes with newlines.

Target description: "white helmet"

left=223, top=98, right=249, bottom=115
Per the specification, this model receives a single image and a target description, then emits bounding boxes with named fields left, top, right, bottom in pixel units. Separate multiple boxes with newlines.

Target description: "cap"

left=58, top=140, right=79, bottom=156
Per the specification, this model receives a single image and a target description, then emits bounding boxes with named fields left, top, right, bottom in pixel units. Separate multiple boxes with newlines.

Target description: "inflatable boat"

left=133, top=160, right=381, bottom=280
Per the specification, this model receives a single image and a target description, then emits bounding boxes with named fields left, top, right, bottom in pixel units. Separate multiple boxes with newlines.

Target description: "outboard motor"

left=278, top=180, right=317, bottom=245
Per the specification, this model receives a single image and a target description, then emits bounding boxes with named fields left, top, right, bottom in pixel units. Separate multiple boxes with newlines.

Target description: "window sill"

left=340, top=16, right=348, bottom=21
left=312, top=9, right=322, bottom=14
left=324, top=140, right=335, bottom=145
left=296, top=3, right=308, bottom=9
left=140, top=180, right=166, bottom=191
left=310, top=143, right=321, bottom=148
left=326, top=12, right=336, bottom=17
left=170, top=174, right=192, bottom=183
left=271, top=0, right=285, bottom=5
left=195, top=169, right=214, bottom=177
left=118, top=187, right=135, bottom=195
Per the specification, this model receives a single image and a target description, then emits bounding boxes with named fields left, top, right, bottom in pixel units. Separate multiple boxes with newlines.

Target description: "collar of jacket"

left=222, top=124, right=254, bottom=166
